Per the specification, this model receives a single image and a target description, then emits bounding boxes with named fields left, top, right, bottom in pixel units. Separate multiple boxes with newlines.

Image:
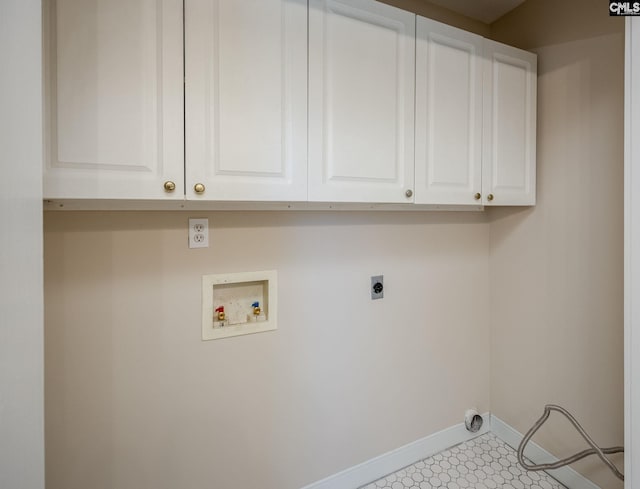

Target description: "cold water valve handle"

left=252, top=302, right=261, bottom=315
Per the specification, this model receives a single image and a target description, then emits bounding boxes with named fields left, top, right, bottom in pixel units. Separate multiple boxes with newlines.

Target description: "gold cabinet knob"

left=405, top=189, right=413, bottom=198
left=194, top=183, right=206, bottom=194
left=474, top=192, right=481, bottom=200
left=163, top=181, right=176, bottom=192
left=487, top=193, right=494, bottom=202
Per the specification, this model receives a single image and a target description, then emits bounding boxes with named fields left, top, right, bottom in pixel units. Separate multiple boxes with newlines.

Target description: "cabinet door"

left=309, top=0, right=415, bottom=203
left=414, top=17, right=483, bottom=205
left=483, top=40, right=537, bottom=206
left=185, top=0, right=307, bottom=201
left=43, top=0, right=184, bottom=200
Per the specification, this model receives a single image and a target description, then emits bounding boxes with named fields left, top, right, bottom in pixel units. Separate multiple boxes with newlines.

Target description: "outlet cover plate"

left=189, top=218, right=209, bottom=249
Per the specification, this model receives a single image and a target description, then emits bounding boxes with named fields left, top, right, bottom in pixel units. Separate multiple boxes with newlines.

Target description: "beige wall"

left=380, top=0, right=489, bottom=36
left=489, top=0, right=622, bottom=50
left=489, top=1, right=625, bottom=488
left=44, top=211, right=490, bottom=489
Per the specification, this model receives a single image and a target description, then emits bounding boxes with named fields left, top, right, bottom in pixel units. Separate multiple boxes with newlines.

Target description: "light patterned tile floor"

left=360, top=432, right=566, bottom=489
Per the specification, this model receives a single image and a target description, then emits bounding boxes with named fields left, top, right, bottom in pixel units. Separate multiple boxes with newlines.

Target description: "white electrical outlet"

left=189, top=218, right=209, bottom=249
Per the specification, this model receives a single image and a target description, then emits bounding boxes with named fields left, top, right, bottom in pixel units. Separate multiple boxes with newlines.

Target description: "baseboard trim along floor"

left=300, top=413, right=491, bottom=489
left=300, top=414, right=602, bottom=489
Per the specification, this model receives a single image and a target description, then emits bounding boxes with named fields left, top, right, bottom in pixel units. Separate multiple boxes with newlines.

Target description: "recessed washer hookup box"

left=202, top=270, right=277, bottom=341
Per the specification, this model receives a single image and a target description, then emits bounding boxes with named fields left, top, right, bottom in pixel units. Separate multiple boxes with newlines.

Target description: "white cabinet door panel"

left=415, top=17, right=483, bottom=205
left=44, top=0, right=184, bottom=200
left=483, top=39, right=537, bottom=206
left=309, top=0, right=415, bottom=203
left=185, top=0, right=307, bottom=201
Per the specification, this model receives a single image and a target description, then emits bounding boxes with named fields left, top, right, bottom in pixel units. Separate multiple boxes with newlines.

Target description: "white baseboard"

left=491, top=415, right=601, bottom=489
left=299, top=413, right=490, bottom=489
left=300, top=414, right=604, bottom=489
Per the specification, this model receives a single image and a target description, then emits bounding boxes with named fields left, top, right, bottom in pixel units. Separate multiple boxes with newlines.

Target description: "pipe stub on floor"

left=465, top=409, right=483, bottom=433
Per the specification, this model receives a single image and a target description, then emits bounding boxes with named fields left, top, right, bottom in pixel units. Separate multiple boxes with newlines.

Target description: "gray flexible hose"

left=516, top=404, right=624, bottom=481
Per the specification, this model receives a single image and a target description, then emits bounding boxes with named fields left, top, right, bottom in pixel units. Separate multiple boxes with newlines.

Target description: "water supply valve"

left=215, top=306, right=226, bottom=321
left=249, top=301, right=266, bottom=322
left=213, top=306, right=228, bottom=328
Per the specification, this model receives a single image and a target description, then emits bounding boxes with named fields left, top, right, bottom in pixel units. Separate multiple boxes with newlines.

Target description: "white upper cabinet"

left=308, top=0, right=416, bottom=203
left=414, top=17, right=483, bottom=205
left=43, top=0, right=184, bottom=200
left=185, top=0, right=307, bottom=201
left=482, top=39, right=537, bottom=206
left=43, top=0, right=537, bottom=209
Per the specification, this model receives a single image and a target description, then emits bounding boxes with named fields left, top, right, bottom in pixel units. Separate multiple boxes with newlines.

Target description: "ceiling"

left=427, top=0, right=526, bottom=24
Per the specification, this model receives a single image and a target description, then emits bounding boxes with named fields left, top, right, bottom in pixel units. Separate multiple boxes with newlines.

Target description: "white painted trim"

left=0, top=0, right=44, bottom=487
left=625, top=17, right=639, bottom=489
left=299, top=414, right=490, bottom=489
left=491, top=416, right=601, bottom=489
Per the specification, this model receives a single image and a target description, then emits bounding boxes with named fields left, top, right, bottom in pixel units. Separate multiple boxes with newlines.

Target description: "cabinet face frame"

left=184, top=0, right=308, bottom=202
left=43, top=0, right=185, bottom=200
left=482, top=39, right=537, bottom=206
left=414, top=17, right=483, bottom=205
left=308, top=0, right=416, bottom=204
